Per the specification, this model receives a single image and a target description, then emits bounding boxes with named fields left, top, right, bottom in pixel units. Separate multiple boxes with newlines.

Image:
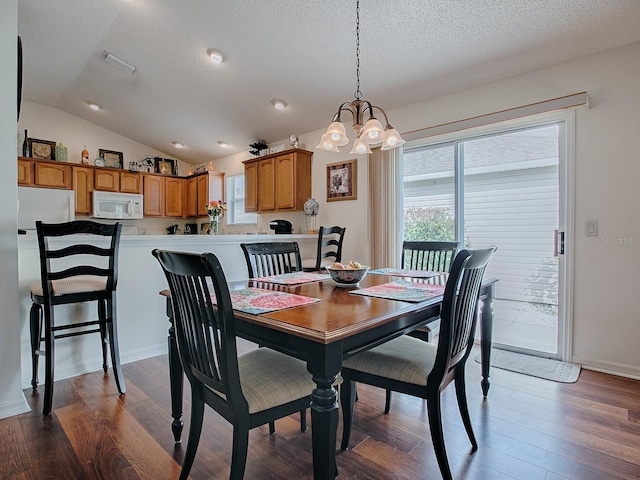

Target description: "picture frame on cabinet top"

left=99, top=149, right=123, bottom=169
left=28, top=138, right=56, bottom=160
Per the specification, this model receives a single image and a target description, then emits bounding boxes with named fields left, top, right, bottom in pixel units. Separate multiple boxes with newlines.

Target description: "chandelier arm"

left=332, top=102, right=358, bottom=123
left=368, top=105, right=391, bottom=126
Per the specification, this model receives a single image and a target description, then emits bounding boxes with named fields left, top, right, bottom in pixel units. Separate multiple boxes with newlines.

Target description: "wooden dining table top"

left=162, top=272, right=452, bottom=344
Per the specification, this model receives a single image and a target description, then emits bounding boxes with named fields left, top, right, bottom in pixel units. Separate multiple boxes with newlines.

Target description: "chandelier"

left=316, top=0, right=406, bottom=154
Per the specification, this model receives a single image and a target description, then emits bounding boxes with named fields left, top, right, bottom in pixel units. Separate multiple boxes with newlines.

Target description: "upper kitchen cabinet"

left=94, top=168, right=120, bottom=192
left=195, top=171, right=225, bottom=217
left=72, top=166, right=94, bottom=215
left=165, top=176, right=185, bottom=218
left=120, top=172, right=143, bottom=194
left=143, top=174, right=165, bottom=217
left=242, top=149, right=312, bottom=212
left=18, top=157, right=72, bottom=189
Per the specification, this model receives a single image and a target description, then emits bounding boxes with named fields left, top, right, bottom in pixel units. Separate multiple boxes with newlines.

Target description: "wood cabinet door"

left=196, top=175, right=208, bottom=216
left=274, top=153, right=295, bottom=210
left=120, top=172, right=142, bottom=194
left=34, top=162, right=71, bottom=189
left=18, top=158, right=33, bottom=185
left=94, top=169, right=120, bottom=192
left=186, top=177, right=198, bottom=217
left=143, top=175, right=164, bottom=216
left=244, top=162, right=258, bottom=212
left=257, top=158, right=275, bottom=211
left=165, top=177, right=185, bottom=217
left=73, top=166, right=94, bottom=215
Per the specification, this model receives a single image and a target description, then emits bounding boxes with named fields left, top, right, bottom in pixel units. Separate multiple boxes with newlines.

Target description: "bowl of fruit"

left=325, top=261, right=369, bottom=287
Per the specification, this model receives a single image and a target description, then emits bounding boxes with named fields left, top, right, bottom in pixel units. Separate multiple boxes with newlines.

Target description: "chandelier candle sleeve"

left=316, top=0, right=406, bottom=154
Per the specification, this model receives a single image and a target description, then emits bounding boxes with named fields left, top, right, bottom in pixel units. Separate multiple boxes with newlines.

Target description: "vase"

left=209, top=215, right=220, bottom=235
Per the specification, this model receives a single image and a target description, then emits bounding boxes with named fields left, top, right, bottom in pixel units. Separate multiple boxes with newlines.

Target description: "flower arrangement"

left=206, top=200, right=227, bottom=218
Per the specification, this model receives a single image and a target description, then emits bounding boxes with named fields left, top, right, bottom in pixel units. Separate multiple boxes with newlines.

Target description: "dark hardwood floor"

left=2, top=340, right=640, bottom=479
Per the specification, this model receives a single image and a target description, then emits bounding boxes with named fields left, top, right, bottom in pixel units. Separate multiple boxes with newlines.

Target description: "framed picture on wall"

left=155, top=157, right=177, bottom=175
left=326, top=159, right=357, bottom=201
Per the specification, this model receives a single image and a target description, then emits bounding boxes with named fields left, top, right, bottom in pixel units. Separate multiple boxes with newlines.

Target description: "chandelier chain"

left=354, top=0, right=361, bottom=100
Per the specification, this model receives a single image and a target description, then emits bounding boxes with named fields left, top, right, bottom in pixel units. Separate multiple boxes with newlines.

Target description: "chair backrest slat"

left=241, top=242, right=302, bottom=278
left=153, top=250, right=247, bottom=410
left=401, top=240, right=460, bottom=272
left=428, top=246, right=496, bottom=388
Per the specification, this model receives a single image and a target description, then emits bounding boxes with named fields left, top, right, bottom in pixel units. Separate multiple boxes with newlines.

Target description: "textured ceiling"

left=17, top=0, right=640, bottom=164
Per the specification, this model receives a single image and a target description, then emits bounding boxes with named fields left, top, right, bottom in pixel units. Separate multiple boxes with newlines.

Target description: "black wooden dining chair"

left=240, top=241, right=302, bottom=278
left=240, top=241, right=307, bottom=432
left=340, top=247, right=496, bottom=480
left=153, top=249, right=315, bottom=480
left=30, top=220, right=125, bottom=415
left=302, top=226, right=346, bottom=272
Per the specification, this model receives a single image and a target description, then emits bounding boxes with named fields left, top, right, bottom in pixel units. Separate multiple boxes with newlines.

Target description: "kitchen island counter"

left=17, top=233, right=316, bottom=392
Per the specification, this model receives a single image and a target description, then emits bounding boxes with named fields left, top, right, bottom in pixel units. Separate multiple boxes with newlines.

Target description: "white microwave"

left=92, top=191, right=144, bottom=219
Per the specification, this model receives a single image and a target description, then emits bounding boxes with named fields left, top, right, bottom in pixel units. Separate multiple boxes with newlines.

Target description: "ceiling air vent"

left=101, top=51, right=136, bottom=74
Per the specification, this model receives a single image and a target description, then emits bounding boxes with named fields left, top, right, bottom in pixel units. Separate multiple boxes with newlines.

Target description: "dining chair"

left=240, top=241, right=302, bottom=278
left=153, top=249, right=315, bottom=480
left=30, top=220, right=125, bottom=415
left=240, top=241, right=307, bottom=432
left=340, top=246, right=496, bottom=480
left=301, top=226, right=347, bottom=272
left=381, top=241, right=461, bottom=414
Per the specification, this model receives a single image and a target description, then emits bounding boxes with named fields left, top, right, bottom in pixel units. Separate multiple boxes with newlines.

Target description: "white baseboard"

left=0, top=393, right=31, bottom=419
left=21, top=343, right=168, bottom=390
left=572, top=355, right=640, bottom=381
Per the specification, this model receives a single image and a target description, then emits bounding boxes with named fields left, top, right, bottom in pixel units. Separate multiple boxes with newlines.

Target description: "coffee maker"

left=269, top=220, right=293, bottom=234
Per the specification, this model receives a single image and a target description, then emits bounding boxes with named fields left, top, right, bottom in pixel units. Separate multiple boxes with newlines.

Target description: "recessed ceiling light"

left=217, top=141, right=228, bottom=148
left=172, top=141, right=184, bottom=148
left=207, top=49, right=226, bottom=63
left=271, top=98, right=288, bottom=110
left=88, top=102, right=102, bottom=111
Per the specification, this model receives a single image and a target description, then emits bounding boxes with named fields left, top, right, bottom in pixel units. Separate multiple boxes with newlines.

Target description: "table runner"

left=368, top=268, right=444, bottom=279
left=211, top=287, right=320, bottom=315
left=350, top=279, right=445, bottom=303
left=252, top=271, right=331, bottom=285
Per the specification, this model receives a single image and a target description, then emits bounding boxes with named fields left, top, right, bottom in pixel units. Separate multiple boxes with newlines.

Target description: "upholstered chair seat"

left=30, top=275, right=107, bottom=297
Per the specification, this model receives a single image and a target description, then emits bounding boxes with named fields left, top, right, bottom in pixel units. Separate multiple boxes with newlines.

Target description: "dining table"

left=159, top=271, right=498, bottom=480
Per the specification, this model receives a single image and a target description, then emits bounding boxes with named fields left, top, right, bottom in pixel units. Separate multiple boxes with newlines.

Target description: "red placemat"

left=252, top=272, right=331, bottom=285
left=368, top=268, right=444, bottom=279
left=212, top=287, right=320, bottom=314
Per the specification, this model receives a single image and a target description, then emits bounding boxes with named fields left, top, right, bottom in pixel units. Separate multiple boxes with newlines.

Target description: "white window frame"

left=226, top=175, right=257, bottom=225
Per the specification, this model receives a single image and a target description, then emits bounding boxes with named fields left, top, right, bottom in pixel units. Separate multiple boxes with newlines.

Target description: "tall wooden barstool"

left=30, top=220, right=125, bottom=415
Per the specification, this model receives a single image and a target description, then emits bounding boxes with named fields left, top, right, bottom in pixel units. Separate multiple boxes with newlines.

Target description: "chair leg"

left=427, top=394, right=453, bottom=480
left=179, top=393, right=205, bottom=480
left=29, top=303, right=42, bottom=391
left=230, top=421, right=250, bottom=480
left=106, top=296, right=126, bottom=394
left=340, top=379, right=356, bottom=450
left=43, top=305, right=55, bottom=416
left=300, top=409, right=307, bottom=432
left=384, top=389, right=392, bottom=414
left=454, top=370, right=478, bottom=450
left=98, top=299, right=108, bottom=373
left=269, top=421, right=275, bottom=435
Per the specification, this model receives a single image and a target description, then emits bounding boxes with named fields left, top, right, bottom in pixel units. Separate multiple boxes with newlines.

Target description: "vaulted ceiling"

left=18, top=0, right=640, bottom=164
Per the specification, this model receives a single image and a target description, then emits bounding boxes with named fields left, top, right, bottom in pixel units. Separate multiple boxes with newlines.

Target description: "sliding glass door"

left=403, top=120, right=569, bottom=358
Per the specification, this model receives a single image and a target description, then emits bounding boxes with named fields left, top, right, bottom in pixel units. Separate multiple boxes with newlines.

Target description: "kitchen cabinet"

left=72, top=166, right=94, bottom=215
left=143, top=174, right=164, bottom=217
left=120, top=172, right=143, bottom=194
left=165, top=177, right=185, bottom=218
left=243, top=149, right=312, bottom=212
left=186, top=177, right=198, bottom=217
left=244, top=161, right=258, bottom=212
left=94, top=169, right=120, bottom=192
left=196, top=171, right=225, bottom=217
left=18, top=157, right=33, bottom=185
left=34, top=160, right=72, bottom=189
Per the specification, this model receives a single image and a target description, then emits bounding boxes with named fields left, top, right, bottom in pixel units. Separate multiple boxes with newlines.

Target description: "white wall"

left=17, top=101, right=190, bottom=175
left=0, top=0, right=30, bottom=418
left=211, top=41, right=640, bottom=377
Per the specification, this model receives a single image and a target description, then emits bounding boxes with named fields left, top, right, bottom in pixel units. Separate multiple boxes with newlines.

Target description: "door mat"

left=474, top=349, right=581, bottom=383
